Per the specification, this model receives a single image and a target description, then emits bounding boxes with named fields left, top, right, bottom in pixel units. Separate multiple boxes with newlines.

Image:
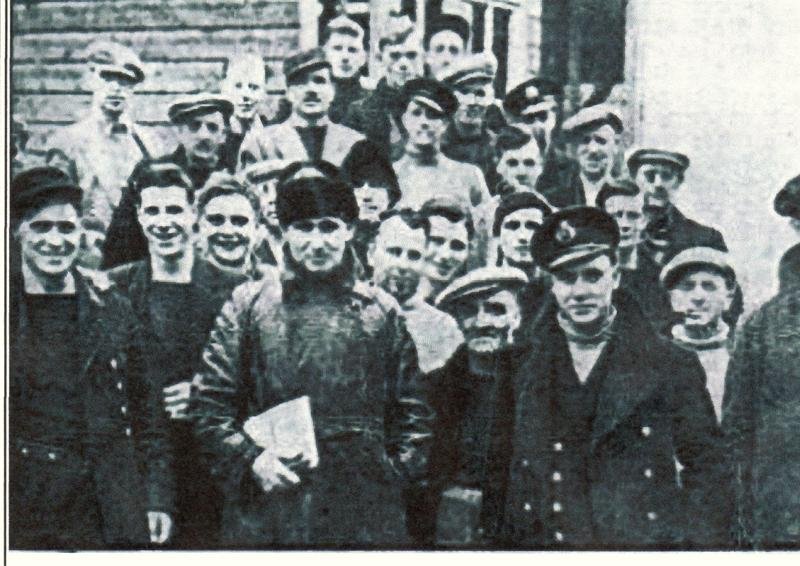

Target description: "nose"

left=475, top=306, right=494, bottom=327
left=217, top=220, right=235, bottom=236
left=571, top=277, right=592, bottom=298
left=43, top=228, right=65, bottom=247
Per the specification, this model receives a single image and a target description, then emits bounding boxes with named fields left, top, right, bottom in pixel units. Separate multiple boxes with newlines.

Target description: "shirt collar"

left=22, top=261, right=76, bottom=295
left=289, top=113, right=330, bottom=129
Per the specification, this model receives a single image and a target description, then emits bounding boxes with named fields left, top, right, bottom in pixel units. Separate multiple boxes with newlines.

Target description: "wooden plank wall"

left=12, top=0, right=301, bottom=154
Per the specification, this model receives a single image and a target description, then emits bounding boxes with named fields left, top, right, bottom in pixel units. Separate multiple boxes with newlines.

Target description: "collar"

left=618, top=245, right=639, bottom=270
left=22, top=262, right=76, bottom=295
left=671, top=322, right=731, bottom=351
left=403, top=143, right=441, bottom=165
left=90, top=111, right=134, bottom=136
left=557, top=306, right=618, bottom=346
left=150, top=248, right=195, bottom=283
left=289, top=113, right=330, bottom=129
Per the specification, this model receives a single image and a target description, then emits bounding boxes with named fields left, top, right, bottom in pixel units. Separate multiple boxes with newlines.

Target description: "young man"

left=417, top=267, right=528, bottom=546
left=560, top=104, right=624, bottom=208
left=492, top=127, right=550, bottom=202
left=493, top=192, right=552, bottom=279
left=322, top=15, right=368, bottom=124
left=192, top=164, right=432, bottom=546
left=239, top=48, right=366, bottom=167
left=9, top=167, right=173, bottom=549
left=47, top=41, right=156, bottom=228
left=597, top=179, right=671, bottom=331
left=369, top=209, right=463, bottom=374
left=393, top=78, right=491, bottom=213
left=502, top=206, right=731, bottom=548
left=243, top=159, right=290, bottom=268
left=102, top=94, right=236, bottom=268
left=343, top=19, right=425, bottom=158
left=221, top=52, right=271, bottom=163
left=425, top=14, right=469, bottom=78
left=660, top=248, right=738, bottom=422
left=108, top=165, right=261, bottom=548
left=628, top=148, right=727, bottom=264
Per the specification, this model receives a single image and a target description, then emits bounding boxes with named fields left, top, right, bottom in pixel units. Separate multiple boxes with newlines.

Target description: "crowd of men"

left=9, top=11, right=800, bottom=551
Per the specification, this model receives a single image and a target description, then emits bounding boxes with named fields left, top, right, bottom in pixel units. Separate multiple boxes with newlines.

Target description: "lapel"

left=590, top=301, right=661, bottom=448
left=75, top=271, right=112, bottom=379
left=278, top=120, right=312, bottom=162
left=321, top=123, right=348, bottom=165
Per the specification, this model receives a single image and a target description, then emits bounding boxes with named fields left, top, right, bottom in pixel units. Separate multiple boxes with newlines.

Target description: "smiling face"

left=453, top=80, right=494, bottom=129
left=199, top=193, right=258, bottom=268
left=222, top=59, right=266, bottom=121
left=370, top=215, right=426, bottom=303
left=137, top=186, right=196, bottom=260
left=284, top=216, right=354, bottom=273
left=550, top=253, right=620, bottom=327
left=401, top=100, right=447, bottom=148
left=18, top=202, right=82, bottom=282
left=286, top=67, right=335, bottom=120
left=176, top=111, right=227, bottom=166
left=381, top=33, right=424, bottom=89
left=496, top=140, right=545, bottom=193
left=574, top=124, right=618, bottom=179
left=634, top=162, right=682, bottom=209
left=88, top=70, right=136, bottom=116
left=354, top=184, right=392, bottom=223
left=500, top=207, right=545, bottom=266
left=669, top=268, right=733, bottom=329
left=425, top=215, right=469, bottom=284
left=603, top=193, right=646, bottom=249
left=426, top=30, right=465, bottom=77
left=453, top=289, right=521, bottom=354
left=324, top=31, right=366, bottom=80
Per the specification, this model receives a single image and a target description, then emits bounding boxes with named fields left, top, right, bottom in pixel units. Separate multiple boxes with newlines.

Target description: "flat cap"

left=324, top=14, right=365, bottom=40
left=596, top=178, right=641, bottom=210
left=532, top=206, right=620, bottom=271
left=283, top=48, right=331, bottom=83
left=243, top=160, right=292, bottom=184
left=438, top=52, right=496, bottom=87
left=660, top=247, right=735, bottom=289
left=426, top=14, right=470, bottom=46
left=503, top=77, right=562, bottom=117
left=168, top=93, right=234, bottom=124
left=627, top=148, right=690, bottom=174
left=400, top=77, right=458, bottom=117
left=11, top=166, right=83, bottom=220
left=562, top=104, right=623, bottom=136
left=774, top=174, right=800, bottom=220
left=85, top=40, right=145, bottom=84
left=435, top=266, right=528, bottom=310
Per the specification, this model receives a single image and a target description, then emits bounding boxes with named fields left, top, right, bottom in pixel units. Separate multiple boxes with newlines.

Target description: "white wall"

left=629, top=0, right=800, bottom=311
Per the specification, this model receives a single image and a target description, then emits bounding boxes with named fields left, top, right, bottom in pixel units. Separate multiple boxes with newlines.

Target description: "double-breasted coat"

left=500, top=294, right=732, bottom=549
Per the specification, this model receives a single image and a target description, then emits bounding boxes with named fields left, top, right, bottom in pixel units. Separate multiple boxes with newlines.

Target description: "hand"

left=163, top=381, right=192, bottom=420
left=251, top=449, right=303, bottom=494
left=147, top=511, right=173, bottom=545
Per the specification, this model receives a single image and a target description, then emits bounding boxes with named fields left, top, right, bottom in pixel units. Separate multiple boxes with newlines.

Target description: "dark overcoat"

left=9, top=265, right=174, bottom=548
left=500, top=294, right=733, bottom=549
left=722, top=286, right=800, bottom=548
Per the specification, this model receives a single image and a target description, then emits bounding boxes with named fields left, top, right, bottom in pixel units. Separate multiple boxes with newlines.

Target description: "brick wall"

left=12, top=0, right=301, bottom=153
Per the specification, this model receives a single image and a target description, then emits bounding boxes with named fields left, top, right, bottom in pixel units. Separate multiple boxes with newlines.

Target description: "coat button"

left=110, top=358, right=118, bottom=370
left=121, top=406, right=127, bottom=415
left=552, top=471, right=562, bottom=482
left=125, top=427, right=132, bottom=437
left=48, top=452, right=57, bottom=461
left=641, top=426, right=652, bottom=437
left=553, top=442, right=563, bottom=452
left=21, top=447, right=29, bottom=456
left=521, top=459, right=529, bottom=468
left=553, top=502, right=563, bottom=513
left=117, top=381, right=123, bottom=391
left=523, top=502, right=532, bottom=512
left=647, top=511, right=658, bottom=521
left=554, top=531, right=564, bottom=542
left=644, top=468, right=653, bottom=479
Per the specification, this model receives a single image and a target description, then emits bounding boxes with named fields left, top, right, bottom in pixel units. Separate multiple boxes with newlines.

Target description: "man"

left=108, top=166, right=261, bottom=548
left=660, top=248, right=738, bottom=423
left=417, top=196, right=474, bottom=303
left=393, top=78, right=491, bottom=213
left=322, top=15, right=368, bottom=124
left=628, top=148, right=727, bottom=265
left=503, top=77, right=563, bottom=155
left=559, top=104, right=624, bottom=208
left=243, top=159, right=290, bottom=268
left=369, top=209, right=462, bottom=374
left=493, top=126, right=550, bottom=201
left=723, top=279, right=800, bottom=548
left=47, top=41, right=156, bottom=228
left=597, top=179, right=671, bottom=330
left=101, top=94, right=235, bottom=268
left=343, top=19, right=425, bottom=159
left=501, top=206, right=731, bottom=548
left=416, top=267, right=527, bottom=546
left=493, top=192, right=552, bottom=279
left=425, top=14, right=469, bottom=78
left=239, top=48, right=366, bottom=167
left=192, top=164, right=432, bottom=546
left=772, top=173, right=800, bottom=291
left=221, top=52, right=271, bottom=164
left=439, top=53, right=498, bottom=184
left=9, top=167, right=173, bottom=549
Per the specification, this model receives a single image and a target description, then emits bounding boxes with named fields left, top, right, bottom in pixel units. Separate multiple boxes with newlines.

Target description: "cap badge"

left=525, top=86, right=540, bottom=100
left=555, top=220, right=577, bottom=244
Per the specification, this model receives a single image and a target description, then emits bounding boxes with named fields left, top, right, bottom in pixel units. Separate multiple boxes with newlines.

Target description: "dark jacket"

left=191, top=255, right=433, bottom=547
left=342, top=78, right=404, bottom=160
left=722, top=286, right=800, bottom=548
left=330, top=76, right=368, bottom=124
left=9, top=262, right=174, bottom=548
left=442, top=125, right=498, bottom=190
left=101, top=144, right=236, bottom=270
left=537, top=153, right=587, bottom=209
left=643, top=205, right=728, bottom=264
left=501, top=293, right=732, bottom=549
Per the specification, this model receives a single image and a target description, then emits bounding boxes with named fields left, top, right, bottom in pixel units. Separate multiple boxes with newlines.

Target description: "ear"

left=611, top=262, right=621, bottom=290
left=723, top=284, right=736, bottom=312
left=343, top=223, right=356, bottom=242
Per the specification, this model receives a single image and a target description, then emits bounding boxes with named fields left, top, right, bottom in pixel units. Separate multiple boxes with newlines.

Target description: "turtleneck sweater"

left=558, top=307, right=617, bottom=384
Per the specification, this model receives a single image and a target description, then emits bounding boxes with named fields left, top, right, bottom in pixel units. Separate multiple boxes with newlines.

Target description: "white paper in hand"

left=243, top=395, right=319, bottom=468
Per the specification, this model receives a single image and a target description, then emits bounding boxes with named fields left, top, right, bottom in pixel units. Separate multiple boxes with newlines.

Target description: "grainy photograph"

left=4, top=0, right=800, bottom=555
